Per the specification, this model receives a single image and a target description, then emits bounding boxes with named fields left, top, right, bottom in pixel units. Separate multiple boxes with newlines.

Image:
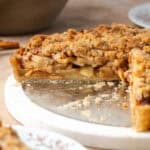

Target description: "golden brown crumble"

left=0, top=123, right=29, bottom=150
left=122, top=102, right=128, bottom=109
left=10, top=24, right=150, bottom=82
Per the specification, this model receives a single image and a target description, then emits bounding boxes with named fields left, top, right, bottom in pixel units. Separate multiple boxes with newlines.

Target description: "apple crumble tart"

left=129, top=48, right=150, bottom=131
left=0, top=122, right=30, bottom=150
left=10, top=23, right=150, bottom=131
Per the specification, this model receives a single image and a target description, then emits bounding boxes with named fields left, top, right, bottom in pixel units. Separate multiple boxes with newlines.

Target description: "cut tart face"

left=0, top=122, right=30, bottom=150
left=10, top=24, right=150, bottom=82
left=10, top=24, right=150, bottom=131
left=129, top=48, right=150, bottom=131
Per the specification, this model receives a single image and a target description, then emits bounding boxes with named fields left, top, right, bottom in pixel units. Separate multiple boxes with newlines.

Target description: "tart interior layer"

left=129, top=48, right=150, bottom=131
left=10, top=24, right=150, bottom=81
left=130, top=48, right=150, bottom=104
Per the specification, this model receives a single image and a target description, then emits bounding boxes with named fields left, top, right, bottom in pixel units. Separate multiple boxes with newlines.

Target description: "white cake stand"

left=5, top=75, right=150, bottom=150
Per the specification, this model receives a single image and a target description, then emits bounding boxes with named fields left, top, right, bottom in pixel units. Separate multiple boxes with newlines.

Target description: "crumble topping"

left=0, top=123, right=29, bottom=150
left=10, top=24, right=150, bottom=82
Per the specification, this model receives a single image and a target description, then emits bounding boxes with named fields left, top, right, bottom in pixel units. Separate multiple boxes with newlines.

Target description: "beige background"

left=0, top=0, right=148, bottom=149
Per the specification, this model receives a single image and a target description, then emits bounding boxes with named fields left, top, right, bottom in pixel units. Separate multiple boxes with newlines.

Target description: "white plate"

left=128, top=3, right=150, bottom=28
left=12, top=125, right=86, bottom=150
left=5, top=75, right=150, bottom=150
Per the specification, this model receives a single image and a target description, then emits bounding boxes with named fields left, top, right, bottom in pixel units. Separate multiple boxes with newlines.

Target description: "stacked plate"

left=128, top=3, right=150, bottom=28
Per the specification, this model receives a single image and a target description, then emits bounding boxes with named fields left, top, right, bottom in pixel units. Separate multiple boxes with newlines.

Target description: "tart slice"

left=10, top=24, right=149, bottom=82
left=0, top=122, right=30, bottom=150
left=129, top=47, right=150, bottom=131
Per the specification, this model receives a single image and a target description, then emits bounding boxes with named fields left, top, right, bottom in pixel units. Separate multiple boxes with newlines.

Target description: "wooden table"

left=0, top=0, right=147, bottom=149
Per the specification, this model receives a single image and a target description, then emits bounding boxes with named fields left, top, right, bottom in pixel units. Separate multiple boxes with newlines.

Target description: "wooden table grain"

left=0, top=0, right=148, bottom=149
